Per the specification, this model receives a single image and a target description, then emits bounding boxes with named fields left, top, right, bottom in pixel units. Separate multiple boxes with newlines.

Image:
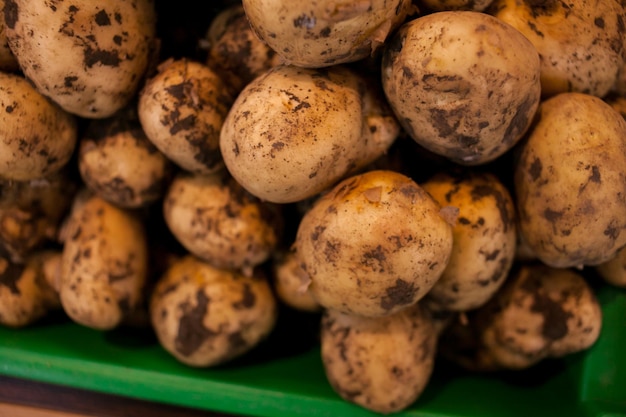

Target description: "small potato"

left=421, top=171, right=516, bottom=312
left=0, top=72, right=77, bottom=181
left=138, top=58, right=234, bottom=175
left=321, top=303, right=437, bottom=414
left=79, top=108, right=173, bottom=209
left=5, top=0, right=157, bottom=118
left=271, top=249, right=321, bottom=313
left=382, top=11, right=541, bottom=165
left=60, top=193, right=148, bottom=330
left=163, top=171, right=282, bottom=274
left=0, top=249, right=61, bottom=328
left=150, top=255, right=278, bottom=367
left=514, top=93, right=626, bottom=268
left=294, top=170, right=453, bottom=317
left=595, top=246, right=626, bottom=288
left=440, top=264, right=603, bottom=371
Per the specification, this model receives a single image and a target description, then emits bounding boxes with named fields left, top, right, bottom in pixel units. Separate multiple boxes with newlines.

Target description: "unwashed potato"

left=0, top=0, right=18, bottom=71
left=59, top=192, right=148, bottom=330
left=271, top=248, right=321, bottom=313
left=242, top=0, right=415, bottom=68
left=321, top=302, right=437, bottom=414
left=150, top=254, right=278, bottom=367
left=490, top=0, right=626, bottom=98
left=220, top=64, right=400, bottom=203
left=0, top=248, right=62, bottom=328
left=294, top=169, right=454, bottom=317
left=0, top=72, right=77, bottom=181
left=5, top=0, right=157, bottom=118
left=421, top=171, right=516, bottom=312
left=381, top=10, right=541, bottom=165
left=79, top=108, right=173, bottom=209
left=595, top=246, right=626, bottom=288
left=440, top=263, right=603, bottom=371
left=514, top=92, right=626, bottom=268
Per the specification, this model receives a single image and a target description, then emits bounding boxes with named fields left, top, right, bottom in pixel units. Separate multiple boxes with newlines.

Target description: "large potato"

left=515, top=92, right=626, bottom=268
left=381, top=11, right=541, bottom=165
left=294, top=170, right=453, bottom=317
left=5, top=0, right=157, bottom=118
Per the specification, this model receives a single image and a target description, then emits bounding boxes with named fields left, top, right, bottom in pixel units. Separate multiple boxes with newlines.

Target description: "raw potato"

left=5, top=0, right=157, bottom=118
left=79, top=108, right=173, bottom=209
left=440, top=264, right=603, bottom=371
left=595, top=246, right=626, bottom=288
left=491, top=0, right=626, bottom=98
left=163, top=171, right=282, bottom=273
left=242, top=0, right=415, bottom=68
left=0, top=72, right=77, bottom=181
left=321, top=302, right=437, bottom=414
left=138, top=58, right=234, bottom=175
left=294, top=170, right=454, bottom=317
left=0, top=249, right=61, bottom=327
left=220, top=64, right=399, bottom=203
left=418, top=0, right=494, bottom=11
left=60, top=193, right=148, bottom=330
left=422, top=171, right=516, bottom=312
left=515, top=92, right=626, bottom=268
left=381, top=11, right=541, bottom=165
left=150, top=255, right=278, bottom=367
left=0, top=0, right=18, bottom=71
left=271, top=248, right=321, bottom=313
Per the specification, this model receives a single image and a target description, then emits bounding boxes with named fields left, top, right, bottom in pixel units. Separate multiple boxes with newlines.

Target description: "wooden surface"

left=0, top=375, right=234, bottom=417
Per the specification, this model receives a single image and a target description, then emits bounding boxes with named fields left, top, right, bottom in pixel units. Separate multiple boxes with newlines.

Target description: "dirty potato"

left=271, top=248, right=321, bottom=313
left=150, top=255, right=278, bottom=367
left=294, top=170, right=454, bottom=317
left=422, top=171, right=516, bottom=312
left=515, top=92, right=626, bottom=268
left=595, top=246, right=626, bottom=288
left=5, top=0, right=157, bottom=118
left=382, top=11, right=541, bottom=165
left=0, top=0, right=18, bottom=71
left=321, top=302, right=437, bottom=414
left=138, top=58, right=234, bottom=175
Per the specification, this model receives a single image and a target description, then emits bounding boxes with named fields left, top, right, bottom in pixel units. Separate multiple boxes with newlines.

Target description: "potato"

left=421, top=171, right=516, bottom=312
left=242, top=0, right=415, bottom=68
left=138, top=58, right=234, bottom=175
left=595, top=246, right=626, bottom=288
left=417, top=0, right=494, bottom=12
left=5, top=0, right=157, bottom=118
left=0, top=0, right=18, bottom=71
left=163, top=170, right=282, bottom=274
left=440, top=264, right=603, bottom=371
left=150, top=255, right=278, bottom=367
left=220, top=64, right=399, bottom=203
left=79, top=108, right=173, bottom=209
left=321, top=302, right=437, bottom=414
left=294, top=170, right=453, bottom=317
left=491, top=0, right=626, bottom=98
left=0, top=249, right=61, bottom=328
left=514, top=92, right=626, bottom=268
left=381, top=11, right=541, bottom=165
left=0, top=72, right=77, bottom=181
left=271, top=248, right=321, bottom=313
left=60, top=192, right=148, bottom=330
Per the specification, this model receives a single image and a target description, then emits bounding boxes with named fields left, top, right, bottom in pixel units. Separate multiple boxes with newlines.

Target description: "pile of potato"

left=0, top=0, right=625, bottom=414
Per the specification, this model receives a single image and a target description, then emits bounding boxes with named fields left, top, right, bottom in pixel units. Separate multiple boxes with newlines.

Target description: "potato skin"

left=422, top=171, right=516, bottom=311
left=295, top=170, right=453, bottom=317
left=5, top=0, right=157, bottom=118
left=595, top=246, right=626, bottom=288
left=271, top=249, right=321, bottom=313
left=321, top=303, right=437, bottom=414
left=382, top=11, right=541, bottom=165
left=515, top=92, right=626, bottom=268
left=149, top=255, right=278, bottom=367
left=0, top=72, right=77, bottom=181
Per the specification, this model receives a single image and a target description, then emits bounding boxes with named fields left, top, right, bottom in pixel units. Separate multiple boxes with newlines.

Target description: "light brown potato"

left=242, top=0, right=415, bottom=68
left=150, top=255, right=278, bottom=367
left=321, top=302, right=437, bottom=414
left=294, top=170, right=453, bottom=317
left=0, top=0, right=18, bottom=71
left=60, top=193, right=148, bottom=330
left=79, top=109, right=173, bottom=209
left=381, top=10, right=541, bottom=165
left=515, top=92, right=626, bottom=268
left=0, top=72, right=77, bottom=181
left=163, top=171, right=282, bottom=274
left=422, top=171, right=516, bottom=312
left=271, top=249, right=321, bottom=313
left=491, top=0, right=626, bottom=98
left=138, top=58, right=234, bottom=175
left=220, top=64, right=399, bottom=203
left=5, top=0, right=157, bottom=118
left=595, top=246, right=626, bottom=288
